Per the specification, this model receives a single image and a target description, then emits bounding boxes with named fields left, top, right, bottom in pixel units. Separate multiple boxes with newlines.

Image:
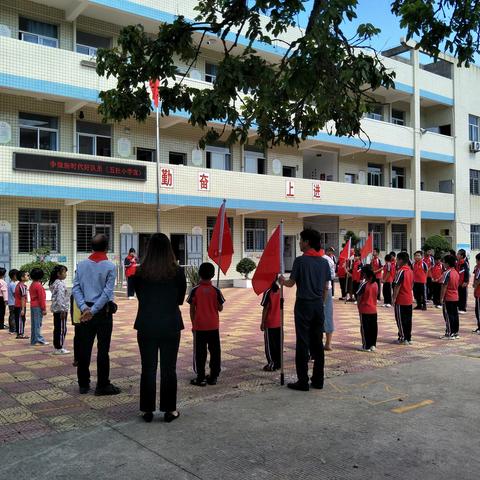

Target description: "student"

left=382, top=254, right=394, bottom=307
left=456, top=249, right=470, bottom=314
left=424, top=249, right=435, bottom=301
left=389, top=252, right=397, bottom=272
left=473, top=253, right=480, bottom=334
left=413, top=251, right=428, bottom=310
left=29, top=268, right=48, bottom=346
left=431, top=256, right=444, bottom=309
left=187, top=262, right=225, bottom=386
left=350, top=252, right=362, bottom=302
left=260, top=281, right=281, bottom=371
left=49, top=265, right=70, bottom=355
left=357, top=266, right=378, bottom=352
left=370, top=248, right=383, bottom=301
left=14, top=271, right=29, bottom=339
left=0, top=267, right=7, bottom=330
left=440, top=255, right=460, bottom=339
left=337, top=257, right=347, bottom=301
left=393, top=252, right=414, bottom=344
left=7, top=269, right=18, bottom=334
left=124, top=248, right=138, bottom=299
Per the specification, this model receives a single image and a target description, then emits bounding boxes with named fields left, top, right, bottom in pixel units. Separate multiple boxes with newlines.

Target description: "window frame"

left=76, top=122, right=112, bottom=157
left=244, top=218, right=267, bottom=252
left=206, top=145, right=231, bottom=171
left=469, top=114, right=480, bottom=142
left=18, top=208, right=60, bottom=253
left=392, top=166, right=406, bottom=189
left=368, top=222, right=386, bottom=251
left=344, top=173, right=356, bottom=184
left=471, top=225, right=480, bottom=250
left=391, top=224, right=407, bottom=251
left=205, top=62, right=218, bottom=83
left=19, top=112, right=59, bottom=151
left=470, top=169, right=480, bottom=195
left=206, top=216, right=234, bottom=248
left=19, top=17, right=58, bottom=48
left=136, top=147, right=156, bottom=162
left=368, top=163, right=384, bottom=187
left=391, top=109, right=405, bottom=126
left=76, top=211, right=114, bottom=253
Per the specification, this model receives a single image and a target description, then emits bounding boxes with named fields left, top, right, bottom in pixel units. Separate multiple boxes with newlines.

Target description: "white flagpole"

left=280, top=220, right=285, bottom=386
left=155, top=101, right=161, bottom=233
left=216, top=199, right=226, bottom=288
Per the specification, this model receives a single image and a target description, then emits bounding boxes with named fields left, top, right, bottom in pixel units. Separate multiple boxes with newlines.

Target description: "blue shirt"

left=72, top=258, right=116, bottom=315
left=7, top=281, right=16, bottom=306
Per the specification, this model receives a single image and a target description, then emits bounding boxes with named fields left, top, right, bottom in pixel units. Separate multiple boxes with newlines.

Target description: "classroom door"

left=283, top=235, right=296, bottom=272
left=171, top=234, right=187, bottom=265
left=120, top=233, right=139, bottom=281
left=0, top=232, right=11, bottom=271
left=187, top=235, right=203, bottom=267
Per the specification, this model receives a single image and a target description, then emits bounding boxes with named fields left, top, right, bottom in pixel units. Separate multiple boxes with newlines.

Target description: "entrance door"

left=138, top=233, right=152, bottom=261
left=187, top=235, right=203, bottom=267
left=0, top=232, right=11, bottom=271
left=283, top=235, right=296, bottom=272
left=171, top=234, right=187, bottom=265
left=120, top=233, right=139, bottom=281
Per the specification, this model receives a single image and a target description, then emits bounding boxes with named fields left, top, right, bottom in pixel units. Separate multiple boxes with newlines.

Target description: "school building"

left=0, top=0, right=479, bottom=285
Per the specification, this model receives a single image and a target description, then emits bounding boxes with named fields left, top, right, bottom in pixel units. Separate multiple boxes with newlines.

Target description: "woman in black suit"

left=133, top=233, right=186, bottom=423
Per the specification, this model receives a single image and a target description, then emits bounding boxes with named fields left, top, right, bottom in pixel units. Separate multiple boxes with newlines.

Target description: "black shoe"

left=310, top=381, right=324, bottom=390
left=287, top=381, right=309, bottom=391
left=190, top=377, right=207, bottom=387
left=95, top=384, right=121, bottom=396
left=0, top=325, right=5, bottom=330
left=142, top=412, right=154, bottom=423
left=206, top=375, right=218, bottom=385
left=414, top=306, right=422, bottom=310
left=79, top=386, right=90, bottom=394
left=164, top=411, right=180, bottom=423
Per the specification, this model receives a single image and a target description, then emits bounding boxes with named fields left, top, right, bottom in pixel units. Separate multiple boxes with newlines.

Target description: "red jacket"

left=370, top=257, right=383, bottom=279
left=351, top=260, right=362, bottom=282
left=474, top=266, right=480, bottom=298
left=431, top=263, right=444, bottom=282
left=357, top=281, right=378, bottom=314
left=413, top=260, right=428, bottom=284
left=394, top=265, right=414, bottom=306
left=261, top=288, right=281, bottom=328
left=124, top=254, right=138, bottom=278
left=29, top=281, right=46, bottom=310
left=442, top=268, right=459, bottom=302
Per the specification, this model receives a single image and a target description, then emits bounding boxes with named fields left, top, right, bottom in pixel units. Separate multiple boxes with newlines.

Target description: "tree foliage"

left=96, top=0, right=480, bottom=148
left=236, top=258, right=257, bottom=279
left=423, top=234, right=451, bottom=254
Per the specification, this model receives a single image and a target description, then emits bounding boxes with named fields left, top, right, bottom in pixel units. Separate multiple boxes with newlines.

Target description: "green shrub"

left=343, top=230, right=360, bottom=247
left=185, top=265, right=200, bottom=286
left=19, top=248, right=59, bottom=285
left=236, top=258, right=256, bottom=279
left=423, top=235, right=451, bottom=254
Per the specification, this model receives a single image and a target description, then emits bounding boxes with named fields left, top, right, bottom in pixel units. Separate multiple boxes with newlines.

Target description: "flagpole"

left=216, top=199, right=226, bottom=288
left=279, top=220, right=285, bottom=386
left=155, top=102, right=161, bottom=233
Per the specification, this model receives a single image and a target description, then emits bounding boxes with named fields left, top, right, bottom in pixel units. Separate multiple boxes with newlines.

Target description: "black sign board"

left=13, top=153, right=147, bottom=181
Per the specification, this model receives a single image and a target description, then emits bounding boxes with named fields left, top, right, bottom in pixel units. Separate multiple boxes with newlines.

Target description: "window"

left=366, top=104, right=384, bottom=121
left=368, top=223, right=385, bottom=251
left=245, top=218, right=267, bottom=252
left=282, top=166, right=296, bottom=178
left=206, top=145, right=231, bottom=171
left=244, top=150, right=265, bottom=174
left=392, top=166, right=405, bottom=189
left=76, top=31, right=111, bottom=57
left=19, top=112, right=58, bottom=151
left=206, top=216, right=234, bottom=247
left=471, top=225, right=480, bottom=250
left=469, top=114, right=479, bottom=142
left=391, top=109, right=405, bottom=126
left=344, top=173, right=356, bottom=184
left=319, top=232, right=339, bottom=250
left=392, top=224, right=407, bottom=251
left=169, top=152, right=186, bottom=165
left=77, top=121, right=111, bottom=157
left=470, top=170, right=480, bottom=195
left=19, top=17, right=58, bottom=48
left=77, top=211, right=114, bottom=252
left=18, top=209, right=60, bottom=253
left=205, top=62, right=218, bottom=83
left=368, top=164, right=383, bottom=187
left=137, top=148, right=155, bottom=162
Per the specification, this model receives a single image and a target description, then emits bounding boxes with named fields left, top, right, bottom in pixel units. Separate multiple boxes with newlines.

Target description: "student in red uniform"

left=187, top=262, right=225, bottom=386
left=413, top=251, right=428, bottom=310
left=337, top=258, right=347, bottom=301
left=472, top=253, right=480, bottom=334
left=350, top=252, right=362, bottom=302
left=424, top=249, right=434, bottom=301
left=431, top=256, right=445, bottom=309
left=393, top=252, right=414, bottom=344
left=370, top=248, right=383, bottom=301
left=14, top=270, right=29, bottom=339
left=382, top=254, right=394, bottom=307
left=29, top=268, right=48, bottom=346
left=260, top=281, right=281, bottom=371
left=456, top=249, right=470, bottom=314
left=357, top=266, right=378, bottom=352
left=124, top=248, right=138, bottom=299
left=440, top=255, right=460, bottom=339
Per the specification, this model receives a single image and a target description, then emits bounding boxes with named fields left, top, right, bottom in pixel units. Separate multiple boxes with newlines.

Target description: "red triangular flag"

left=149, top=79, right=160, bottom=108
left=208, top=202, right=234, bottom=275
left=339, top=238, right=351, bottom=261
left=361, top=232, right=373, bottom=260
left=252, top=226, right=281, bottom=295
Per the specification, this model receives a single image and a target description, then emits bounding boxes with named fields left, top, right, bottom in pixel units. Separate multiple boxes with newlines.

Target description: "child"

left=431, top=256, right=444, bottom=309
left=187, top=262, right=225, bottom=386
left=440, top=255, right=460, bottom=339
left=260, top=281, right=281, bottom=371
left=350, top=252, right=362, bottom=303
left=389, top=251, right=397, bottom=272
left=337, top=257, right=347, bottom=301
left=393, top=252, right=414, bottom=344
left=357, top=266, right=378, bottom=352
left=413, top=251, right=428, bottom=310
left=473, top=253, right=480, bottom=334
left=29, top=268, right=48, bottom=346
left=370, top=248, right=383, bottom=301
left=124, top=248, right=138, bottom=299
left=456, top=249, right=470, bottom=314
left=14, top=270, right=29, bottom=339
left=382, top=254, right=394, bottom=307
left=49, top=265, right=70, bottom=354
left=0, top=267, right=7, bottom=330
left=424, top=249, right=435, bottom=301
left=7, top=269, right=18, bottom=334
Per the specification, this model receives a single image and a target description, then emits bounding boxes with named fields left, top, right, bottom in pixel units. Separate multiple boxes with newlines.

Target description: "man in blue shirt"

left=72, top=234, right=120, bottom=395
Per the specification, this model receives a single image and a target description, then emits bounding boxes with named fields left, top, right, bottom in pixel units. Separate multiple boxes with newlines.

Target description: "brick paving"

left=0, top=288, right=479, bottom=445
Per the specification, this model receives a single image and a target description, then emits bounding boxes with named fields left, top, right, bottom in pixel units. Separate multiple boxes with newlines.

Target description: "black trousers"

left=426, top=277, right=433, bottom=300
left=0, top=301, right=5, bottom=328
left=475, top=297, right=480, bottom=330
left=53, top=311, right=68, bottom=350
left=347, top=277, right=353, bottom=296
left=264, top=327, right=281, bottom=369
left=394, top=304, right=412, bottom=342
left=352, top=281, right=360, bottom=299
left=294, top=299, right=324, bottom=386
left=76, top=309, right=113, bottom=388
left=458, top=286, right=467, bottom=311
left=8, top=305, right=16, bottom=332
left=14, top=307, right=26, bottom=335
left=413, top=282, right=427, bottom=309
left=375, top=279, right=381, bottom=300
left=338, top=277, right=347, bottom=299
left=382, top=282, right=392, bottom=305
left=127, top=276, right=135, bottom=297
left=443, top=301, right=459, bottom=335
left=432, top=282, right=442, bottom=306
left=193, top=329, right=221, bottom=379
left=137, top=330, right=180, bottom=413
left=359, top=313, right=377, bottom=349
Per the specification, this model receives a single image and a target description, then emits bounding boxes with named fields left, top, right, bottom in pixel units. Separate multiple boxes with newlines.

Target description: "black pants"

left=53, top=312, right=68, bottom=350
left=264, top=327, right=281, bottom=369
left=338, top=277, right=347, bottom=299
left=458, top=286, right=467, bottom=311
left=8, top=306, right=16, bottom=332
left=394, top=304, right=412, bottom=342
left=352, top=281, right=360, bottom=299
left=432, top=282, right=442, bottom=306
left=443, top=301, right=459, bottom=335
left=76, top=309, right=113, bottom=388
left=331, top=280, right=335, bottom=298
left=475, top=297, right=480, bottom=330
left=347, top=277, right=353, bottom=297
left=127, top=276, right=135, bottom=297
left=0, top=300, right=5, bottom=328
left=413, top=282, right=427, bottom=309
left=427, top=277, right=433, bottom=300
left=193, top=329, right=221, bottom=380
left=14, top=307, right=26, bottom=335
left=294, top=299, right=324, bottom=386
left=375, top=279, right=381, bottom=300
left=359, top=313, right=378, bottom=349
left=383, top=282, right=392, bottom=305
left=137, top=330, right=180, bottom=413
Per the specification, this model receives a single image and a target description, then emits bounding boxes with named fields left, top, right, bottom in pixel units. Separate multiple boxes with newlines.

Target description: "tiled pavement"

left=0, top=288, right=479, bottom=445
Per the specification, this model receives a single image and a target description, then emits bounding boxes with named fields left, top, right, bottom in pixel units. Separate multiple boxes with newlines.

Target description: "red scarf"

left=303, top=248, right=324, bottom=257
left=89, top=252, right=108, bottom=263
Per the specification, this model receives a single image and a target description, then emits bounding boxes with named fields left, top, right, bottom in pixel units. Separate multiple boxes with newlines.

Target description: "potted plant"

left=20, top=248, right=59, bottom=301
left=233, top=258, right=256, bottom=288
left=423, top=235, right=451, bottom=256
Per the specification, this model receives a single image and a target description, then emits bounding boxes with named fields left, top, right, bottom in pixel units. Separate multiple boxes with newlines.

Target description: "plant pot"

left=233, top=278, right=252, bottom=289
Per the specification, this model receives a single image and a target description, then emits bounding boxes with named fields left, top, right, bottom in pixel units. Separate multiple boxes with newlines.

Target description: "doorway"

left=138, top=233, right=152, bottom=261
left=0, top=232, right=11, bottom=271
left=283, top=235, right=296, bottom=272
left=171, top=234, right=187, bottom=265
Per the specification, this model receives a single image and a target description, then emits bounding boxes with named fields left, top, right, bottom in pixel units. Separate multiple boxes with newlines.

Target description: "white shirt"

left=323, top=254, right=336, bottom=290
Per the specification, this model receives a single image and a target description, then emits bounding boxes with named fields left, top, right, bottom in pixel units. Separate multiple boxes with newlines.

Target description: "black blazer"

left=133, top=267, right=187, bottom=335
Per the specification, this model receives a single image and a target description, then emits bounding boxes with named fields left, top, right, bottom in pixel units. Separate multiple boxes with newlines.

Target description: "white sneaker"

left=439, top=335, right=451, bottom=340
left=385, top=304, right=391, bottom=308
left=354, top=301, right=357, bottom=305
left=370, top=346, right=376, bottom=352
left=52, top=348, right=62, bottom=355
left=472, top=328, right=480, bottom=334
left=458, top=310, right=467, bottom=314
left=435, top=305, right=442, bottom=309
left=128, top=296, right=135, bottom=300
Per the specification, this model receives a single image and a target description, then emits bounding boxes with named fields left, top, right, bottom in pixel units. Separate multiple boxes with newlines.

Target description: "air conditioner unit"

left=470, top=141, right=480, bottom=153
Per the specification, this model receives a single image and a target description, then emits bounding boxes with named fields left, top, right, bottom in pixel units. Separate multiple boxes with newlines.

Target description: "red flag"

left=339, top=238, right=351, bottom=262
left=208, top=202, right=234, bottom=275
left=252, top=226, right=281, bottom=295
left=361, top=232, right=373, bottom=260
left=149, top=79, right=159, bottom=108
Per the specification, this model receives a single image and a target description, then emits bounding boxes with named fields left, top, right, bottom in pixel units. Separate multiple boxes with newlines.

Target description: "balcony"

left=420, top=131, right=455, bottom=163
left=419, top=191, right=455, bottom=220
